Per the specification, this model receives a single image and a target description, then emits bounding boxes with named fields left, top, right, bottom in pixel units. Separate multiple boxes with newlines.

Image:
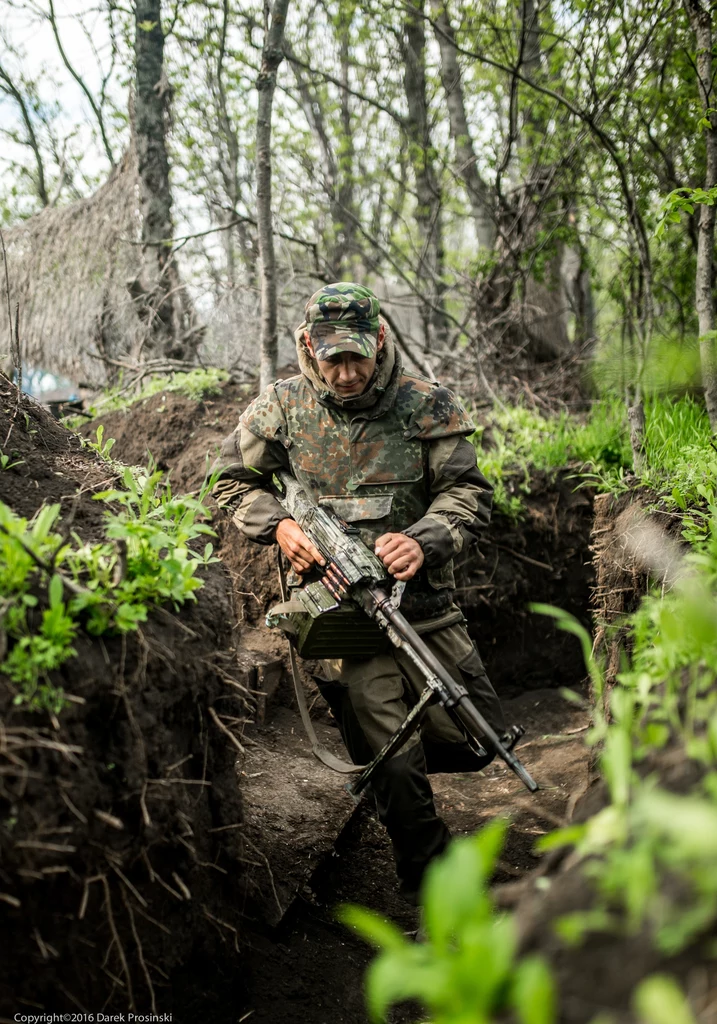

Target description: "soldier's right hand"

left=275, top=519, right=326, bottom=574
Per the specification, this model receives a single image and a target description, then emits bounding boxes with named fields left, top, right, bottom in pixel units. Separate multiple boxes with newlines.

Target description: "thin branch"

left=46, top=0, right=115, bottom=165
left=0, top=63, right=48, bottom=205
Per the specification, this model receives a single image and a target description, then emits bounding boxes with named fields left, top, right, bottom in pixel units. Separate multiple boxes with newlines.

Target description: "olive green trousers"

left=316, top=617, right=505, bottom=899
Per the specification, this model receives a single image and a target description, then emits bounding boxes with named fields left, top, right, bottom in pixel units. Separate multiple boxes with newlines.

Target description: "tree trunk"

left=134, top=0, right=201, bottom=360
left=285, top=34, right=355, bottom=279
left=402, top=0, right=449, bottom=351
left=684, top=0, right=717, bottom=429
left=256, top=0, right=291, bottom=391
left=333, top=21, right=356, bottom=277
left=515, top=0, right=570, bottom=361
left=430, top=0, right=494, bottom=251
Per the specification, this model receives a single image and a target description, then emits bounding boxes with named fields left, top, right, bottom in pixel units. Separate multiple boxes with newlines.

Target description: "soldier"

left=214, top=283, right=505, bottom=903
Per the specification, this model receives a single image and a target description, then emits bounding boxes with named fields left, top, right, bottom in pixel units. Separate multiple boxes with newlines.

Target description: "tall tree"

left=133, top=0, right=201, bottom=360
left=402, top=0, right=448, bottom=350
left=684, top=0, right=717, bottom=429
left=430, top=0, right=494, bottom=252
left=256, top=0, right=292, bottom=390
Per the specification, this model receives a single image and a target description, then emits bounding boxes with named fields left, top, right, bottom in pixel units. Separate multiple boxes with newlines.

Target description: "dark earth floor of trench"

left=236, top=683, right=591, bottom=1024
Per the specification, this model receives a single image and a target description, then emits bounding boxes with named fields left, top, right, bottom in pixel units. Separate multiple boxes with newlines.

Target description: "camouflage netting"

left=4, top=146, right=144, bottom=386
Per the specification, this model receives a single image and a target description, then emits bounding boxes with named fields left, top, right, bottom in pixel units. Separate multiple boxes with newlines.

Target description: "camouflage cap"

left=304, top=282, right=381, bottom=360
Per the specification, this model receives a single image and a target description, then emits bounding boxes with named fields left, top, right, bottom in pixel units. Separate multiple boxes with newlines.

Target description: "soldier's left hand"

left=375, top=533, right=424, bottom=581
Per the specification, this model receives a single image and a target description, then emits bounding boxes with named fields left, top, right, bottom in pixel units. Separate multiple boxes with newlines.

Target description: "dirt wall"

left=0, top=383, right=251, bottom=1017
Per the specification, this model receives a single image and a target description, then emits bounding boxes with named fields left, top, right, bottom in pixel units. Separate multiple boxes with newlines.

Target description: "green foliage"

left=656, top=186, right=717, bottom=240
left=632, top=974, right=698, bottom=1024
left=0, top=459, right=218, bottom=713
left=80, top=424, right=116, bottom=462
left=471, top=397, right=631, bottom=518
left=531, top=511, right=717, bottom=958
left=474, top=394, right=713, bottom=520
left=82, top=368, right=229, bottom=419
left=0, top=504, right=75, bottom=712
left=340, top=819, right=556, bottom=1024
left=591, top=336, right=702, bottom=397
left=0, top=448, right=24, bottom=471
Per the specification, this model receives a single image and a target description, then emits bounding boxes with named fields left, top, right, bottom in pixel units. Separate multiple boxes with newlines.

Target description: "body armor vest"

left=242, top=369, right=475, bottom=618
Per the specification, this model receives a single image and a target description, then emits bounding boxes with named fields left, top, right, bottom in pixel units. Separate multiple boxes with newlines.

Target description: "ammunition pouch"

left=266, top=585, right=389, bottom=659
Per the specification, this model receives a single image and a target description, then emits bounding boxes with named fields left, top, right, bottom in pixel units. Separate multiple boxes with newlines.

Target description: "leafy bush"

left=0, top=462, right=218, bottom=712
left=341, top=819, right=556, bottom=1024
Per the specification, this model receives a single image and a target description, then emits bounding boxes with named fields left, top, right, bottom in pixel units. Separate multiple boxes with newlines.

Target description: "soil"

left=82, top=379, right=596, bottom=686
left=0, top=380, right=252, bottom=1018
left=237, top=687, right=591, bottom=1024
left=5, top=373, right=705, bottom=1023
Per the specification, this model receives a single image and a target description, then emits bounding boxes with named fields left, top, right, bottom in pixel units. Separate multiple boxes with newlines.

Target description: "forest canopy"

left=1, top=0, right=714, bottom=418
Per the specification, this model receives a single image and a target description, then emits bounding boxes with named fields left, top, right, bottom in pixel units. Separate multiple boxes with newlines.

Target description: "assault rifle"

left=267, top=470, right=539, bottom=798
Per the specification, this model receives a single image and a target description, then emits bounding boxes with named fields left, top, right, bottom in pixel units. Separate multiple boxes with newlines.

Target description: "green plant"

left=0, top=504, right=75, bottom=711
left=86, top=367, right=230, bottom=419
left=470, top=397, right=633, bottom=519
left=0, top=462, right=219, bottom=712
left=633, top=974, right=698, bottom=1024
left=341, top=819, right=556, bottom=1024
left=472, top=394, right=714, bottom=520
left=532, top=546, right=717, bottom=957
left=80, top=424, right=116, bottom=462
left=3, top=574, right=76, bottom=713
left=0, top=448, right=23, bottom=470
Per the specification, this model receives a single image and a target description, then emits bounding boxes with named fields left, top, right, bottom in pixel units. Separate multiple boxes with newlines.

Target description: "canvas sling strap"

left=276, top=550, right=364, bottom=774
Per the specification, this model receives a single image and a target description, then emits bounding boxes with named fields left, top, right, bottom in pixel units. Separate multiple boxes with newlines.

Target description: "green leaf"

left=512, top=956, right=557, bottom=1024
left=601, top=728, right=632, bottom=807
left=421, top=820, right=507, bottom=948
left=364, top=947, right=448, bottom=1023
left=48, top=574, right=63, bottom=609
left=535, top=823, right=586, bottom=853
left=632, top=974, right=697, bottom=1024
left=338, top=905, right=406, bottom=950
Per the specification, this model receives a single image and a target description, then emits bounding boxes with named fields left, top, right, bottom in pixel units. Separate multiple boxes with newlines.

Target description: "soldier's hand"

left=276, top=519, right=326, bottom=574
left=375, top=533, right=424, bottom=581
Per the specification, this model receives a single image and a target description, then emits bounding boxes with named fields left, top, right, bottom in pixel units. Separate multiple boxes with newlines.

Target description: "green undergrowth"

left=345, top=531, right=717, bottom=1023
left=63, top=367, right=230, bottom=427
left=347, top=393, right=717, bottom=1022
left=474, top=393, right=712, bottom=522
left=0, top=462, right=218, bottom=714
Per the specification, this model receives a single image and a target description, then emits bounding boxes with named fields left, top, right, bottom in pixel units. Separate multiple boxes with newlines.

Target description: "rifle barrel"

left=370, top=589, right=539, bottom=794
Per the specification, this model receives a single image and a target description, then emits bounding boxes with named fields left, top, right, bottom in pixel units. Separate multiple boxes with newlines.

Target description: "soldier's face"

left=306, top=327, right=385, bottom=397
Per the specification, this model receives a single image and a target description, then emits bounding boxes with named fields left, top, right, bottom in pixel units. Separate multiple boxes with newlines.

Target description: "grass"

left=63, top=367, right=230, bottom=427
left=474, top=394, right=713, bottom=522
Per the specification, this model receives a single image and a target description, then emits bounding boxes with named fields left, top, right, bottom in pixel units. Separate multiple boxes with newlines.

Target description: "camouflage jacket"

left=214, top=335, right=493, bottom=619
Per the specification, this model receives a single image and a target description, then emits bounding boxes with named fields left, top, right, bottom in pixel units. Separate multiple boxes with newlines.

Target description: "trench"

left=69, top=387, right=599, bottom=1022
left=233, top=472, right=597, bottom=1024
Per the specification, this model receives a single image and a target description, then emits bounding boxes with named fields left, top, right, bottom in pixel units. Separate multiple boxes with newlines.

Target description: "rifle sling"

left=276, top=550, right=364, bottom=774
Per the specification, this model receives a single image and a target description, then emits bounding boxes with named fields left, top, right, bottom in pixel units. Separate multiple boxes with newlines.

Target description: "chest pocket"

left=318, top=494, right=394, bottom=549
left=318, top=495, right=393, bottom=522
left=349, top=437, right=424, bottom=488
